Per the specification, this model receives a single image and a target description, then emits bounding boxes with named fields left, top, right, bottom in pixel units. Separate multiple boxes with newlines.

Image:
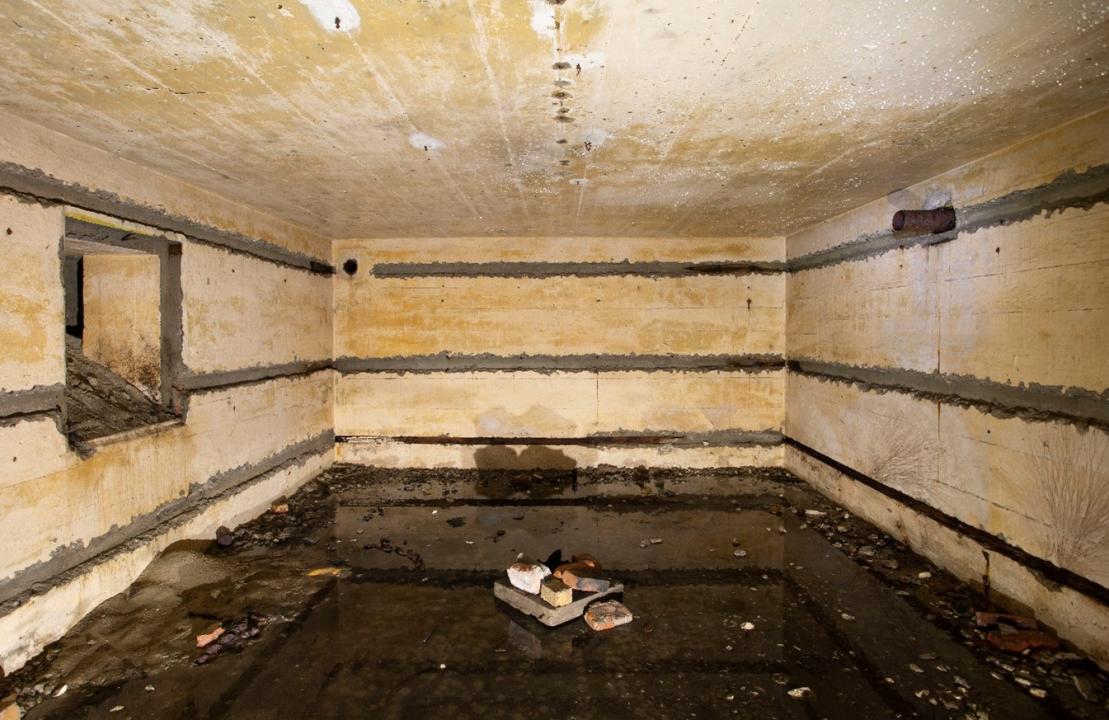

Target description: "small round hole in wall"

left=343, top=259, right=358, bottom=276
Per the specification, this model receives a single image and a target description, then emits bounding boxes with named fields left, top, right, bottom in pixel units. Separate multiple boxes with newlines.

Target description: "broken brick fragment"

left=570, top=553, right=601, bottom=570
left=984, top=630, right=1059, bottom=653
left=974, top=611, right=1038, bottom=630
left=541, top=576, right=573, bottom=607
left=584, top=600, right=633, bottom=631
left=554, top=562, right=611, bottom=593
left=270, top=497, right=289, bottom=514
left=507, top=558, right=551, bottom=594
left=196, top=625, right=225, bottom=648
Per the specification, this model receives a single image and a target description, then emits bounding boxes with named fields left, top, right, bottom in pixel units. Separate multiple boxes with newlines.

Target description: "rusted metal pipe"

left=892, top=207, right=956, bottom=234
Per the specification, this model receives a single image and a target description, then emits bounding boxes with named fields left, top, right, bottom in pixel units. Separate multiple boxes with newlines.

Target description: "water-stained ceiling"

left=0, top=0, right=1106, bottom=238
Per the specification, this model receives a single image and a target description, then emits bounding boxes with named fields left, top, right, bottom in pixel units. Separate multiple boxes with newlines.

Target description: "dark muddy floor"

left=2, top=466, right=1107, bottom=719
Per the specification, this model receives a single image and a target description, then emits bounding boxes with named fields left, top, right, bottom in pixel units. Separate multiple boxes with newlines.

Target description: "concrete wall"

left=333, top=236, right=786, bottom=469
left=0, top=125, right=335, bottom=674
left=784, top=107, right=1109, bottom=664
left=82, top=253, right=162, bottom=398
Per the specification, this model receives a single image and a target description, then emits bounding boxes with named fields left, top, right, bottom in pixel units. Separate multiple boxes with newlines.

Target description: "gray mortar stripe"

left=368, top=260, right=786, bottom=278
left=336, top=430, right=784, bottom=448
left=0, top=385, right=64, bottom=420
left=0, top=162, right=334, bottom=276
left=334, top=354, right=785, bottom=374
left=790, top=360, right=1109, bottom=430
left=785, top=437, right=1109, bottom=605
left=180, top=361, right=334, bottom=393
left=788, top=163, right=1109, bottom=272
left=0, top=431, right=334, bottom=611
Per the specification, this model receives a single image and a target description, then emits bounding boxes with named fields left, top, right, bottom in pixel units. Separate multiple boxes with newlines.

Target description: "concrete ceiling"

left=0, top=1, right=1106, bottom=239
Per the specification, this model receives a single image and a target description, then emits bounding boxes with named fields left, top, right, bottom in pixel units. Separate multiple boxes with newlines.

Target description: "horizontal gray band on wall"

left=0, top=162, right=334, bottom=276
left=790, top=359, right=1109, bottom=430
left=335, top=354, right=785, bottom=375
left=367, top=260, right=786, bottom=278
left=179, top=361, right=334, bottom=394
left=0, top=431, right=335, bottom=614
left=0, top=384, right=63, bottom=424
left=790, top=162, right=1109, bottom=272
left=337, top=430, right=784, bottom=448
left=785, top=437, right=1109, bottom=606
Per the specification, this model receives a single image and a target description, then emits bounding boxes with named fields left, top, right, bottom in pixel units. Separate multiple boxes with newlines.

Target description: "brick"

left=541, top=576, right=573, bottom=607
left=554, top=562, right=611, bottom=593
left=584, top=600, right=633, bottom=631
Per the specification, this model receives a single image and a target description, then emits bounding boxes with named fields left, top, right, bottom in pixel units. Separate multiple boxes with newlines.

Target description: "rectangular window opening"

left=62, top=218, right=183, bottom=444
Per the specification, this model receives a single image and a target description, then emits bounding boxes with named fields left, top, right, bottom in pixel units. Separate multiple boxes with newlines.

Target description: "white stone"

left=507, top=560, right=550, bottom=594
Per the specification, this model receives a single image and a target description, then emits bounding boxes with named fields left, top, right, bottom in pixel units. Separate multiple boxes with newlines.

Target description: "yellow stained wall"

left=333, top=237, right=787, bottom=462
left=785, top=108, right=1109, bottom=662
left=0, top=123, right=335, bottom=673
left=0, top=194, right=64, bottom=393
left=82, top=253, right=162, bottom=397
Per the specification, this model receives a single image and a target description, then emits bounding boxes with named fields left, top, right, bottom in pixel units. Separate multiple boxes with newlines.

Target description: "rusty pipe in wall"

left=891, top=207, right=957, bottom=234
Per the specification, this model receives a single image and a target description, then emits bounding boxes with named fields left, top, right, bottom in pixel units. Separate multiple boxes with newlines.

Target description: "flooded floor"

left=3, top=466, right=1107, bottom=719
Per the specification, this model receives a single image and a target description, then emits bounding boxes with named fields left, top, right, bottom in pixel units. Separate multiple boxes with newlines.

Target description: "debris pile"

left=193, top=614, right=272, bottom=666
left=495, top=551, right=632, bottom=631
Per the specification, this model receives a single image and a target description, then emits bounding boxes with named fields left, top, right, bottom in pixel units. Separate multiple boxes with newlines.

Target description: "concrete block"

left=493, top=578, right=624, bottom=627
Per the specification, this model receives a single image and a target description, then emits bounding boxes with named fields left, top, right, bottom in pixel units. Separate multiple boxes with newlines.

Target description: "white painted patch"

left=581, top=128, right=613, bottom=149
left=569, top=178, right=590, bottom=186
left=296, top=0, right=360, bottom=33
left=528, top=0, right=557, bottom=39
left=561, top=52, right=605, bottom=71
left=409, top=133, right=445, bottom=151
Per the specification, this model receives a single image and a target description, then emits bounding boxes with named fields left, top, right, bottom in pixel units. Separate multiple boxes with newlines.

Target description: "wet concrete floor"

left=3, top=466, right=1107, bottom=719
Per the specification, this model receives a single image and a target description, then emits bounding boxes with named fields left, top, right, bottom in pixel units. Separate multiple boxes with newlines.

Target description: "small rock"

left=584, top=600, right=633, bottom=631
left=639, top=540, right=649, bottom=548
left=270, top=498, right=289, bottom=514
left=197, top=625, right=225, bottom=648
left=215, top=526, right=234, bottom=547
left=741, top=622, right=755, bottom=631
left=733, top=549, right=748, bottom=558
left=144, top=685, right=155, bottom=692
left=917, top=571, right=932, bottom=580
left=909, top=663, right=923, bottom=673
left=649, top=538, right=663, bottom=545
left=841, top=613, right=855, bottom=621
left=804, top=509, right=827, bottom=518
left=787, top=687, right=812, bottom=700
left=54, top=685, right=67, bottom=697
left=109, top=708, right=124, bottom=714
left=507, top=558, right=550, bottom=594
left=540, top=576, right=573, bottom=608
left=1029, top=688, right=1047, bottom=699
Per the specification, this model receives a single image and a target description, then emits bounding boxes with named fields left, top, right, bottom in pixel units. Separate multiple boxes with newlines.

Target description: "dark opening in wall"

left=61, top=218, right=183, bottom=443
left=343, top=258, right=358, bottom=276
